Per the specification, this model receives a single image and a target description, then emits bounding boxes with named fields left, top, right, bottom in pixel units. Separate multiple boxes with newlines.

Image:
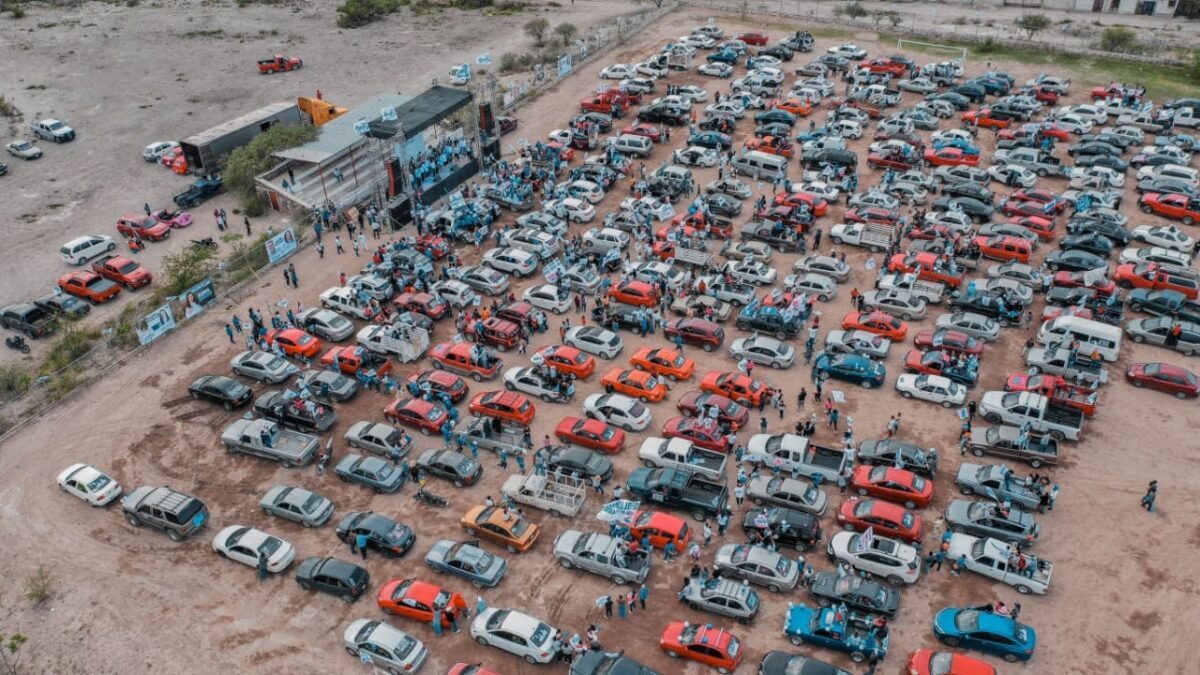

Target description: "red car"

left=842, top=310, right=908, bottom=340
left=737, top=30, right=769, bottom=45
left=754, top=204, right=810, bottom=232
left=671, top=211, right=733, bottom=239
left=465, top=317, right=522, bottom=351
left=846, top=206, right=900, bottom=226
left=1009, top=215, right=1056, bottom=240
left=887, top=251, right=965, bottom=288
left=1140, top=192, right=1200, bottom=225
left=699, top=371, right=769, bottom=407
left=973, top=235, right=1032, bottom=263
left=630, top=510, right=691, bottom=550
left=914, top=329, right=984, bottom=357
left=555, top=416, right=626, bottom=453
left=609, top=280, right=659, bottom=307
left=850, top=465, right=933, bottom=509
left=860, top=57, right=907, bottom=76
left=601, top=367, right=670, bottom=402
left=961, top=108, right=1011, bottom=130
left=395, top=292, right=449, bottom=320
left=430, top=342, right=502, bottom=381
left=1011, top=188, right=1065, bottom=213
left=746, top=134, right=795, bottom=158
left=377, top=578, right=467, bottom=627
left=664, top=317, right=725, bottom=352
left=1004, top=372, right=1098, bottom=415
left=414, top=234, right=450, bottom=259
left=622, top=123, right=662, bottom=142
left=91, top=255, right=152, bottom=289
left=676, top=390, right=748, bottom=430
left=1052, top=271, right=1116, bottom=296
left=57, top=271, right=121, bottom=304
left=534, top=344, right=596, bottom=378
left=384, top=397, right=449, bottom=435
left=660, top=622, right=742, bottom=672
left=836, top=498, right=922, bottom=543
left=662, top=416, right=731, bottom=452
left=447, top=665, right=501, bottom=675
left=116, top=214, right=171, bottom=242
left=867, top=151, right=916, bottom=171
left=470, top=390, right=535, bottom=426
left=1115, top=262, right=1199, bottom=299
left=923, top=147, right=979, bottom=167
left=903, top=349, right=974, bottom=383
left=1126, top=362, right=1200, bottom=399
left=630, top=346, right=695, bottom=381
left=907, top=650, right=997, bottom=675
left=1000, top=199, right=1056, bottom=219
left=264, top=328, right=322, bottom=358
left=774, top=190, right=829, bottom=217
left=406, top=370, right=469, bottom=403
left=321, top=345, right=393, bottom=377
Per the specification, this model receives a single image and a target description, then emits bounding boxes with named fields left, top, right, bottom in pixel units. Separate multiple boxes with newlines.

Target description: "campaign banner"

left=265, top=227, right=298, bottom=265
left=180, top=277, right=216, bottom=320
left=558, top=54, right=573, bottom=78
left=136, top=304, right=176, bottom=345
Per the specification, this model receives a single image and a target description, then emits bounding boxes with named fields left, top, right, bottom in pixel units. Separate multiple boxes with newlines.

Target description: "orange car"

left=907, top=650, right=996, bottom=675
left=533, top=344, right=596, bottom=378
left=377, top=578, right=468, bottom=628
left=320, top=345, right=393, bottom=377
left=973, top=235, right=1032, bottom=263
left=264, top=328, right=322, bottom=359
left=469, top=390, right=535, bottom=426
left=659, top=622, right=742, bottom=673
left=771, top=97, right=812, bottom=117
left=842, top=310, right=908, bottom=340
left=608, top=280, right=659, bottom=307
left=850, top=465, right=933, bottom=509
left=555, top=416, right=626, bottom=453
left=629, top=509, right=692, bottom=550
left=601, top=367, right=670, bottom=403
left=773, top=190, right=829, bottom=217
left=699, top=371, right=769, bottom=407
left=631, top=346, right=695, bottom=381
left=745, top=135, right=795, bottom=158
left=460, top=505, right=540, bottom=553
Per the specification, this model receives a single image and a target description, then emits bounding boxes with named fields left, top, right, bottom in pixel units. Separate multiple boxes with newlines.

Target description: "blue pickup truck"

left=783, top=604, right=889, bottom=664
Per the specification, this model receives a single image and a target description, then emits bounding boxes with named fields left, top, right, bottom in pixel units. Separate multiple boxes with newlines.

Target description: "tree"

left=1015, top=13, right=1051, bottom=40
left=524, top=18, right=549, bottom=47
left=887, top=11, right=904, bottom=28
left=1098, top=26, right=1139, bottom=53
left=222, top=124, right=318, bottom=206
left=846, top=2, right=868, bottom=19
left=555, top=22, right=578, bottom=46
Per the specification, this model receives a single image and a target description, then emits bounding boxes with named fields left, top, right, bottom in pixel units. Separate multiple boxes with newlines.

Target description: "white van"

left=732, top=150, right=788, bottom=182
left=1036, top=316, right=1123, bottom=362
left=60, top=235, right=116, bottom=265
left=610, top=134, right=653, bottom=158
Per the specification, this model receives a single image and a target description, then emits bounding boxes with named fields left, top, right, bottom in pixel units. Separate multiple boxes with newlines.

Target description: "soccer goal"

left=895, top=39, right=968, bottom=63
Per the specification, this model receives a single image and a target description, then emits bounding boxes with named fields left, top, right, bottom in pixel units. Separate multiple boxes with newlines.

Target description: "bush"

left=524, top=17, right=549, bottom=46
left=0, top=365, right=31, bottom=399
left=845, top=2, right=868, bottom=19
left=222, top=124, right=317, bottom=207
left=952, top=16, right=967, bottom=26
left=24, top=565, right=54, bottom=606
left=1098, top=26, right=1140, bottom=53
left=335, top=0, right=403, bottom=28
left=555, top=21, right=577, bottom=46
left=41, top=326, right=102, bottom=374
left=160, top=245, right=217, bottom=296
left=452, top=0, right=492, bottom=7
left=1192, top=48, right=1200, bottom=84
left=1016, top=13, right=1051, bottom=39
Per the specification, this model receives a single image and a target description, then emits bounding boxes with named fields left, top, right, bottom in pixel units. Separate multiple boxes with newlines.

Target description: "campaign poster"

left=136, top=304, right=176, bottom=345
left=265, top=227, right=298, bottom=265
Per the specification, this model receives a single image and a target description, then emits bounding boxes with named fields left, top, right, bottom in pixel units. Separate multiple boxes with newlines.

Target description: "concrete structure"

left=1057, top=0, right=1176, bottom=16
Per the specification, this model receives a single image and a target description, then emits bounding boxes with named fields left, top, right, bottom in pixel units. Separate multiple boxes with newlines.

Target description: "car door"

left=228, top=542, right=257, bottom=567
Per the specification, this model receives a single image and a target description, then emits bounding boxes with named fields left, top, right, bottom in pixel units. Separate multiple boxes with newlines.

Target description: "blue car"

left=796, top=126, right=830, bottom=142
left=689, top=130, right=732, bottom=150
left=933, top=138, right=981, bottom=156
left=707, top=49, right=740, bottom=64
left=424, top=539, right=508, bottom=588
left=812, top=352, right=886, bottom=389
left=755, top=109, right=797, bottom=127
left=784, top=604, right=888, bottom=664
left=933, top=607, right=1036, bottom=663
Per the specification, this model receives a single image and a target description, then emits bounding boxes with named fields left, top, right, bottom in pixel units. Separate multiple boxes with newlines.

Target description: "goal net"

left=895, top=39, right=968, bottom=63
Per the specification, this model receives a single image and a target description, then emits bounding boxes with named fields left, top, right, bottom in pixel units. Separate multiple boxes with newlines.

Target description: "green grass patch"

left=0, top=365, right=32, bottom=399
left=40, top=326, right=102, bottom=374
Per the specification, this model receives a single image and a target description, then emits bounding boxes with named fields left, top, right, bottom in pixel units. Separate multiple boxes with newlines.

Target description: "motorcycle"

left=413, top=488, right=448, bottom=508
left=5, top=335, right=30, bottom=354
left=191, top=237, right=217, bottom=250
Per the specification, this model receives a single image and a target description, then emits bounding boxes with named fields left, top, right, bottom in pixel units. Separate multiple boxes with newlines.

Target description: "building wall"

left=1001, top=0, right=1174, bottom=13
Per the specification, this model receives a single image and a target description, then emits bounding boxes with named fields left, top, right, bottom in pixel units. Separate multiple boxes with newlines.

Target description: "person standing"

left=244, top=217, right=252, bottom=236
left=797, top=387, right=807, bottom=408
left=355, top=533, right=369, bottom=560
left=617, top=593, right=627, bottom=619
left=703, top=521, right=713, bottom=546
left=515, top=450, right=526, bottom=475
left=1141, top=480, right=1158, bottom=512
left=733, top=483, right=745, bottom=505
left=225, top=323, right=235, bottom=343
left=257, top=551, right=269, bottom=582
left=604, top=595, right=613, bottom=618
left=638, top=584, right=649, bottom=610
left=431, top=608, right=443, bottom=637
left=444, top=605, right=460, bottom=633
left=967, top=400, right=977, bottom=421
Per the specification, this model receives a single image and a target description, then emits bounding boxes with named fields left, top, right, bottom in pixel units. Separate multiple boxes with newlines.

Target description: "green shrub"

left=0, top=365, right=31, bottom=399
left=845, top=2, right=868, bottom=19
left=222, top=123, right=317, bottom=207
left=1098, top=26, right=1140, bottom=53
left=24, top=565, right=54, bottom=605
left=336, top=0, right=403, bottom=28
left=160, top=245, right=217, bottom=296
left=1016, top=13, right=1051, bottom=39
left=41, top=326, right=102, bottom=374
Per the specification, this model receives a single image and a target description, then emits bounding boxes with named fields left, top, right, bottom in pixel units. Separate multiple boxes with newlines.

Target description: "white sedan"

left=567, top=179, right=605, bottom=204
left=619, top=77, right=656, bottom=94
left=472, top=608, right=559, bottom=664
left=862, top=289, right=927, bottom=320
left=635, top=61, right=668, bottom=78
left=681, top=34, right=716, bottom=49
left=828, top=42, right=867, bottom=59
left=544, top=197, right=595, bottom=223
left=672, top=145, right=719, bottom=167
left=565, top=325, right=623, bottom=359
left=1053, top=113, right=1093, bottom=134
left=786, top=273, right=837, bottom=302
left=1132, top=224, right=1196, bottom=253
left=988, top=164, right=1037, bottom=189
left=828, top=119, right=863, bottom=139
left=798, top=180, right=841, bottom=203
left=705, top=101, right=745, bottom=119
left=142, top=141, right=179, bottom=162
left=721, top=259, right=777, bottom=286
left=698, top=62, right=734, bottom=78
left=896, top=373, right=967, bottom=408
left=729, top=335, right=796, bottom=369
left=343, top=620, right=428, bottom=674
left=482, top=247, right=539, bottom=277
left=211, top=525, right=296, bottom=574
left=508, top=227, right=560, bottom=258
left=582, top=392, right=653, bottom=431
left=828, top=531, right=921, bottom=585
left=57, top=463, right=122, bottom=506
left=548, top=128, right=572, bottom=145
left=897, top=77, right=937, bottom=94
left=676, top=85, right=709, bottom=103
left=523, top=284, right=572, bottom=314
left=600, top=63, right=635, bottom=80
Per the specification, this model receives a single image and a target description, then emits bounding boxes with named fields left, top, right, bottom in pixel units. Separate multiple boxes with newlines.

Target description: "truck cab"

left=626, top=467, right=728, bottom=521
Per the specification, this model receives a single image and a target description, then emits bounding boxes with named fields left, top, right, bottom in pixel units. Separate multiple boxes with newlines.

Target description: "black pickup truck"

left=742, top=506, right=823, bottom=552
left=254, top=390, right=337, bottom=433
left=626, top=467, right=728, bottom=521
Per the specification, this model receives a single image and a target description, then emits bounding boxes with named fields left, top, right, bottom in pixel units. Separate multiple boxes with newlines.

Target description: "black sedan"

left=637, top=103, right=686, bottom=126
left=808, top=572, right=901, bottom=617
left=1078, top=132, right=1132, bottom=149
left=1073, top=153, right=1128, bottom=172
left=932, top=196, right=994, bottom=223
left=926, top=91, right=971, bottom=110
left=336, top=511, right=416, bottom=558
left=1059, top=232, right=1115, bottom=257
left=570, top=112, right=614, bottom=132
left=857, top=438, right=938, bottom=476
left=546, top=445, right=613, bottom=482
left=295, top=556, right=369, bottom=602
left=1136, top=176, right=1198, bottom=197
left=416, top=448, right=481, bottom=487
left=759, top=652, right=849, bottom=675
left=1067, top=142, right=1121, bottom=158
left=704, top=193, right=743, bottom=218
left=699, top=116, right=736, bottom=134
left=188, top=375, right=253, bottom=410
left=941, top=181, right=994, bottom=204
left=1044, top=248, right=1108, bottom=272
left=754, top=109, right=797, bottom=127
left=1066, top=219, right=1131, bottom=245
left=754, top=122, right=791, bottom=138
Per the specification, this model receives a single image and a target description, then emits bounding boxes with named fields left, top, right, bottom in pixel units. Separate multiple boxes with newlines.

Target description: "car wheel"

left=506, top=544, right=518, bottom=554
left=850, top=652, right=866, bottom=664
left=464, top=527, right=476, bottom=536
left=167, top=529, right=183, bottom=542
left=475, top=636, right=488, bottom=646
left=1132, top=334, right=1145, bottom=344
left=1176, top=391, right=1190, bottom=400
left=789, top=635, right=804, bottom=647
left=985, top=413, right=1002, bottom=424
left=942, top=636, right=961, bottom=647
left=941, top=400, right=953, bottom=408
left=703, top=343, right=714, bottom=352
left=665, top=650, right=679, bottom=658
left=960, top=485, right=975, bottom=496
left=1003, top=654, right=1019, bottom=663
left=861, top=380, right=873, bottom=389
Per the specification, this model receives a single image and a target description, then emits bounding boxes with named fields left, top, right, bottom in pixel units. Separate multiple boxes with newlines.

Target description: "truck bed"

left=805, top=445, right=848, bottom=470
left=1044, top=404, right=1084, bottom=428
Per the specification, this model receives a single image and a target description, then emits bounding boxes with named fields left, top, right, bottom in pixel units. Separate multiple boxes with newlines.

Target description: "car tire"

left=665, top=650, right=679, bottom=658
left=960, top=485, right=975, bottom=496
left=901, top=391, right=913, bottom=399
left=789, top=635, right=804, bottom=647
left=507, top=544, right=518, bottom=554
left=1132, top=334, right=1145, bottom=344
left=167, top=529, right=183, bottom=542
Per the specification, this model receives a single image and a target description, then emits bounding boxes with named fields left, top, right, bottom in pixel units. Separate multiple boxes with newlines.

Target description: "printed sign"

left=136, top=304, right=176, bottom=346
left=265, top=227, right=298, bottom=265
left=558, top=54, right=573, bottom=78
left=353, top=118, right=370, bottom=135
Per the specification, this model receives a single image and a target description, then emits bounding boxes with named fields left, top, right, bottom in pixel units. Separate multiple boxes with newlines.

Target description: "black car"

left=593, top=303, right=649, bottom=334
left=1059, top=232, right=1115, bottom=257
left=1136, top=176, right=1198, bottom=197
left=570, top=650, right=660, bottom=675
left=758, top=652, right=849, bottom=675
left=33, top=293, right=90, bottom=319
left=754, top=109, right=797, bottom=127
left=254, top=390, right=336, bottom=432
left=188, top=375, right=253, bottom=410
left=1164, top=97, right=1200, bottom=109
left=395, top=310, right=435, bottom=334
left=570, top=112, right=614, bottom=132
left=1045, top=248, right=1108, bottom=272
left=932, top=196, right=994, bottom=223
left=1078, top=132, right=1132, bottom=150
left=808, top=572, right=901, bottom=617
left=1045, top=285, right=1098, bottom=307
left=803, top=149, right=857, bottom=170
left=172, top=176, right=223, bottom=208
left=1130, top=152, right=1178, bottom=169
left=336, top=511, right=416, bottom=558
left=968, top=77, right=1010, bottom=96
left=754, top=122, right=791, bottom=138
left=983, top=105, right=1026, bottom=123
left=1068, top=142, right=1122, bottom=158
left=546, top=445, right=613, bottom=482
left=735, top=306, right=802, bottom=339
left=1074, top=153, right=1128, bottom=172
left=295, top=556, right=369, bottom=602
left=637, top=103, right=686, bottom=126
left=0, top=302, right=57, bottom=338
left=951, top=83, right=986, bottom=103
left=1128, top=289, right=1200, bottom=323
left=857, top=438, right=937, bottom=476
left=416, top=448, right=481, bottom=487
left=699, top=116, right=736, bottom=134
left=1066, top=219, right=1131, bottom=245
left=740, top=222, right=801, bottom=253
left=948, top=289, right=1024, bottom=324
left=926, top=91, right=971, bottom=110
left=758, top=44, right=794, bottom=61
left=704, top=193, right=743, bottom=218
left=815, top=54, right=849, bottom=70
left=642, top=176, right=686, bottom=204
left=571, top=164, right=620, bottom=190
left=997, top=136, right=1037, bottom=151
left=741, top=506, right=822, bottom=552
left=941, top=181, right=994, bottom=204
left=496, top=116, right=518, bottom=135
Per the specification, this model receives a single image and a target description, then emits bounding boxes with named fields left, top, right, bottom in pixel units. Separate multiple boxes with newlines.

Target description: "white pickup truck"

left=357, top=323, right=430, bottom=363
left=639, top=437, right=728, bottom=482
left=221, top=418, right=318, bottom=468
left=829, top=222, right=895, bottom=253
left=502, top=473, right=587, bottom=517
left=319, top=286, right=374, bottom=320
left=745, top=433, right=850, bottom=482
left=978, top=391, right=1084, bottom=441
left=875, top=271, right=944, bottom=304
left=946, top=533, right=1052, bottom=595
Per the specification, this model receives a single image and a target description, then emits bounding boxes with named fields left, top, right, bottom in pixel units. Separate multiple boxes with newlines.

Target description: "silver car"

left=680, top=578, right=760, bottom=623
left=259, top=485, right=334, bottom=527
left=729, top=335, right=795, bottom=369
left=824, top=330, right=892, bottom=359
left=984, top=278, right=1034, bottom=306
left=862, top=289, right=928, bottom=321
left=786, top=273, right=837, bottom=302
left=344, top=421, right=413, bottom=460
left=719, top=240, right=772, bottom=263
left=230, top=351, right=298, bottom=384
left=747, top=476, right=828, bottom=516
left=793, top=255, right=850, bottom=282
left=342, top=620, right=428, bottom=674
left=713, top=543, right=800, bottom=592
left=934, top=312, right=1002, bottom=342
left=454, top=265, right=510, bottom=295
left=1125, top=317, right=1200, bottom=356
left=298, top=370, right=359, bottom=402
left=945, top=499, right=1040, bottom=546
left=986, top=261, right=1041, bottom=287
left=565, top=325, right=623, bottom=359
left=297, top=308, right=355, bottom=341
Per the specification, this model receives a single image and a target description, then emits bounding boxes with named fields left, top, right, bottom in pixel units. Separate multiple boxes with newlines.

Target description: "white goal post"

left=895, top=39, right=968, bottom=63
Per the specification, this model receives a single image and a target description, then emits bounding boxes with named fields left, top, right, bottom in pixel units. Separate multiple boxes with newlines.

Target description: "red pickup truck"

left=867, top=151, right=915, bottom=171
left=58, top=271, right=121, bottom=304
left=92, top=255, right=152, bottom=290
left=257, top=55, right=303, bottom=74
left=1005, top=373, right=1099, bottom=416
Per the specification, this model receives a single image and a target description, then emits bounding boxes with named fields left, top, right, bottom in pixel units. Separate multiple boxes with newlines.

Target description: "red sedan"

left=676, top=390, right=748, bottom=430
left=1011, top=188, right=1066, bottom=213
left=264, top=328, right=322, bottom=358
left=116, top=215, right=171, bottom=242
left=664, top=317, right=725, bottom=351
left=914, top=329, right=984, bottom=357
left=907, top=650, right=996, bottom=675
left=660, top=622, right=742, bottom=673
left=662, top=416, right=731, bottom=452
left=555, top=416, right=627, bottom=453
left=533, top=344, right=596, bottom=378
left=923, top=147, right=979, bottom=167
left=377, top=578, right=467, bottom=628
left=1009, top=215, right=1055, bottom=240
left=699, top=371, right=769, bottom=407
left=608, top=280, right=659, bottom=307
left=395, top=292, right=449, bottom=320
left=842, top=310, right=908, bottom=340
left=836, top=498, right=923, bottom=543
left=1004, top=372, right=1098, bottom=415
left=846, top=206, right=901, bottom=226
left=860, top=58, right=907, bottom=76
left=737, top=30, right=769, bottom=45
left=774, top=190, right=829, bottom=217
left=973, top=235, right=1032, bottom=263
left=1126, top=362, right=1200, bottom=399
left=621, top=123, right=662, bottom=142
left=470, top=390, right=535, bottom=426
left=850, top=465, right=933, bottom=509
left=1000, top=199, right=1056, bottom=219
left=384, top=397, right=449, bottom=435
left=1052, top=271, right=1116, bottom=296
left=406, top=370, right=470, bottom=403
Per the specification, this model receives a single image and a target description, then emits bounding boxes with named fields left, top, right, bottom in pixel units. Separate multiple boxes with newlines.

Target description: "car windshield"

left=301, top=493, right=325, bottom=513
left=727, top=637, right=740, bottom=656
left=929, top=652, right=954, bottom=675
left=530, top=623, right=552, bottom=646
left=510, top=519, right=530, bottom=537
left=425, top=408, right=443, bottom=422
left=393, top=634, right=417, bottom=659
left=386, top=525, right=409, bottom=543
left=954, top=609, right=980, bottom=632
left=644, top=376, right=660, bottom=389
left=775, top=556, right=792, bottom=576
left=259, top=537, right=282, bottom=557
left=86, top=475, right=111, bottom=491
left=628, top=401, right=647, bottom=417
left=901, top=511, right=915, bottom=529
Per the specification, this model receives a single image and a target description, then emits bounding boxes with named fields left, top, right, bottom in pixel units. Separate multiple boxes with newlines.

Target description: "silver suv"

left=122, top=486, right=208, bottom=541
left=679, top=577, right=760, bottom=623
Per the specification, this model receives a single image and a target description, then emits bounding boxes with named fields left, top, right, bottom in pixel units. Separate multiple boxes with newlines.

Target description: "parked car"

left=259, top=485, right=335, bottom=527
left=57, top=463, right=122, bottom=507
left=295, top=556, right=369, bottom=602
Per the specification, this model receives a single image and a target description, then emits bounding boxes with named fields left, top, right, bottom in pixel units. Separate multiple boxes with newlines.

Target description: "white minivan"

left=731, top=150, right=788, bottom=182
left=1036, top=315, right=1123, bottom=362
left=60, top=235, right=116, bottom=265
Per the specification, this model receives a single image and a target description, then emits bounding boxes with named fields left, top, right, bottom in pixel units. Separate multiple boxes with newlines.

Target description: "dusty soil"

left=2, top=5, right=1199, bottom=675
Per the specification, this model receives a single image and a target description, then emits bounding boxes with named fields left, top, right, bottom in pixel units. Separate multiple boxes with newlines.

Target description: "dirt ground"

left=2, top=4, right=1199, bottom=675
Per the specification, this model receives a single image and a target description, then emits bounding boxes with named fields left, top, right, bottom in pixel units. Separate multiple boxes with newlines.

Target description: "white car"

left=631, top=261, right=690, bottom=290
left=471, top=608, right=559, bottom=664
left=230, top=351, right=299, bottom=384
left=894, top=169, right=935, bottom=191
left=694, top=24, right=724, bottom=39
left=1064, top=104, right=1108, bottom=125
left=482, top=247, right=539, bottom=277
left=799, top=78, right=836, bottom=97
left=653, top=94, right=694, bottom=109
left=583, top=392, right=653, bottom=431
left=681, top=34, right=716, bottom=49
left=935, top=312, right=1001, bottom=342
left=896, top=373, right=967, bottom=408
left=729, top=335, right=795, bottom=369
left=828, top=42, right=867, bottom=59
left=786, top=273, right=837, bottom=302
left=635, top=61, right=668, bottom=79
left=720, top=259, right=777, bottom=286
left=931, top=129, right=975, bottom=146
left=600, top=63, right=635, bottom=80
left=1136, top=163, right=1199, bottom=185
left=619, top=77, right=656, bottom=94
left=897, top=77, right=937, bottom=94
left=983, top=278, right=1034, bottom=306
left=862, top=289, right=927, bottom=320
left=57, top=463, right=122, bottom=506
left=828, top=531, right=921, bottom=585
left=798, top=180, right=841, bottom=203
left=523, top=284, right=572, bottom=314
left=430, top=279, right=479, bottom=308
left=7, top=139, right=43, bottom=160
left=1053, top=113, right=1093, bottom=134
left=924, top=210, right=974, bottom=233
left=672, top=145, right=719, bottom=167
left=568, top=179, right=605, bottom=204
left=751, top=54, right=782, bottom=69
left=827, top=119, right=863, bottom=139
left=793, top=255, right=849, bottom=282
left=508, top=227, right=560, bottom=259
left=676, top=85, right=709, bottom=103
left=1105, top=124, right=1145, bottom=145
left=548, top=128, right=572, bottom=145
left=1119, top=246, right=1192, bottom=267
left=544, top=197, right=595, bottom=223
left=988, top=164, right=1037, bottom=189
left=887, top=181, right=930, bottom=206
left=517, top=211, right=569, bottom=237
left=1132, top=224, right=1196, bottom=253
left=1070, top=165, right=1124, bottom=189
left=582, top=226, right=630, bottom=252
left=59, top=234, right=117, bottom=265
left=705, top=101, right=745, bottom=119
left=211, top=525, right=296, bottom=573
left=824, top=330, right=892, bottom=359
left=142, top=141, right=179, bottom=162
left=564, top=325, right=623, bottom=359
left=919, top=99, right=956, bottom=119
left=848, top=191, right=900, bottom=212
left=343, top=620, right=428, bottom=673
left=698, top=62, right=734, bottom=78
